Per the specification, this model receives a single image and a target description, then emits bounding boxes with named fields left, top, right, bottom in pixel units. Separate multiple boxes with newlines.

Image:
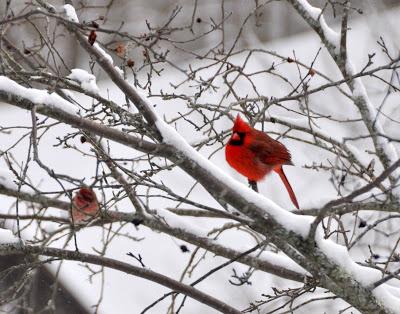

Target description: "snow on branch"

left=153, top=104, right=400, bottom=314
left=154, top=119, right=313, bottom=236
left=2, top=2, right=399, bottom=312
left=0, top=167, right=306, bottom=283
left=293, top=0, right=340, bottom=52
left=0, top=243, right=242, bottom=314
left=0, top=169, right=20, bottom=192
left=1, top=32, right=396, bottom=314
left=0, top=77, right=160, bottom=156
left=61, top=20, right=161, bottom=138
left=52, top=5, right=400, bottom=309
left=0, top=76, right=77, bottom=115
left=348, top=61, right=400, bottom=177
left=0, top=228, right=20, bottom=245
left=63, top=4, right=79, bottom=23
left=67, top=69, right=100, bottom=95
left=287, top=0, right=400, bottom=178
left=316, top=229, right=400, bottom=313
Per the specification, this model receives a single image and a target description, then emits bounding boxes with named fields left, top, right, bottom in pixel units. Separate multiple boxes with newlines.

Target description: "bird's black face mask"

left=229, top=131, right=245, bottom=146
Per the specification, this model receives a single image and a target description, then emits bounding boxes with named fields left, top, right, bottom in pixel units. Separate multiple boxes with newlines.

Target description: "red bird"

left=225, top=115, right=299, bottom=209
left=71, top=188, right=99, bottom=223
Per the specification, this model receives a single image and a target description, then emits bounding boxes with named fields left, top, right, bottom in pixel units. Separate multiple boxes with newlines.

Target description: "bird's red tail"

left=274, top=166, right=299, bottom=209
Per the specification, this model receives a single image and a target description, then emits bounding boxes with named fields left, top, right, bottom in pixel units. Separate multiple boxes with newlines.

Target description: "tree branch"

left=0, top=243, right=242, bottom=314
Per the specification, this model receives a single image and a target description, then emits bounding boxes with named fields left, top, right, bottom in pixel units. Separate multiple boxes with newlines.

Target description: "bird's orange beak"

left=231, top=132, right=240, bottom=141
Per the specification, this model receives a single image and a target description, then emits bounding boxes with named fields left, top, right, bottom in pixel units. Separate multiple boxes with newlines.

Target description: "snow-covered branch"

left=1, top=1, right=400, bottom=312
left=287, top=0, right=400, bottom=179
left=0, top=76, right=161, bottom=155
left=0, top=30, right=395, bottom=314
left=0, top=243, right=242, bottom=314
left=0, top=174, right=305, bottom=283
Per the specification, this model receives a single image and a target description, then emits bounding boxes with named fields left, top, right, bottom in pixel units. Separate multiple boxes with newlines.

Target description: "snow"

left=150, top=208, right=208, bottom=238
left=114, top=66, right=124, bottom=77
left=155, top=118, right=314, bottom=238
left=374, top=286, right=400, bottom=314
left=296, top=1, right=399, bottom=179
left=0, top=167, right=35, bottom=195
left=347, top=59, right=400, bottom=178
left=0, top=76, right=78, bottom=115
left=63, top=4, right=79, bottom=23
left=1, top=2, right=400, bottom=313
left=41, top=223, right=57, bottom=233
left=61, top=88, right=75, bottom=99
left=296, top=0, right=340, bottom=52
left=0, top=228, right=19, bottom=244
left=0, top=169, right=18, bottom=190
left=297, top=0, right=320, bottom=20
left=46, top=4, right=56, bottom=13
left=153, top=102, right=399, bottom=312
left=67, top=69, right=100, bottom=94
left=316, top=228, right=400, bottom=313
left=151, top=207, right=310, bottom=277
left=316, top=230, right=381, bottom=286
left=80, top=4, right=400, bottom=313
left=93, top=43, right=114, bottom=65
left=260, top=250, right=308, bottom=275
left=92, top=41, right=121, bottom=78
left=0, top=169, right=35, bottom=195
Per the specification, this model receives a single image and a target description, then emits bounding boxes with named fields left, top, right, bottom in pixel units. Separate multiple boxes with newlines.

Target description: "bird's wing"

left=249, top=130, right=292, bottom=166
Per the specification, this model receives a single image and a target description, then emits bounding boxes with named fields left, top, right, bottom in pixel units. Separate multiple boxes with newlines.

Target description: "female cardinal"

left=225, top=115, right=299, bottom=209
left=71, top=187, right=99, bottom=223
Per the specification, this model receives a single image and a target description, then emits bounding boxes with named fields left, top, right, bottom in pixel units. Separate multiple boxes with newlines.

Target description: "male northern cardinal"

left=225, top=115, right=299, bottom=209
left=71, top=187, right=99, bottom=223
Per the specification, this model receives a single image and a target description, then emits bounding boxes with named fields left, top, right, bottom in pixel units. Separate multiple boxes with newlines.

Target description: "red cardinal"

left=225, top=115, right=299, bottom=209
left=71, top=188, right=99, bottom=223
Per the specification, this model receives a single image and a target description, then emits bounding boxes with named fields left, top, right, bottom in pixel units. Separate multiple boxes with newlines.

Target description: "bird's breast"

left=225, top=144, right=272, bottom=181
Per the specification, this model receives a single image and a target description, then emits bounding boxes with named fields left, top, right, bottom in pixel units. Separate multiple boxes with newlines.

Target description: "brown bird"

left=71, top=187, right=99, bottom=223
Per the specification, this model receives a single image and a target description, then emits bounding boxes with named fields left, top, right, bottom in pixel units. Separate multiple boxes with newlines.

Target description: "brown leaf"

left=88, top=30, right=97, bottom=46
left=115, top=43, right=126, bottom=57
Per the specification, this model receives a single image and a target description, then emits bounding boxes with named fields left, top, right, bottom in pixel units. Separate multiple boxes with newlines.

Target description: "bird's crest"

left=78, top=188, right=96, bottom=202
left=233, top=114, right=251, bottom=133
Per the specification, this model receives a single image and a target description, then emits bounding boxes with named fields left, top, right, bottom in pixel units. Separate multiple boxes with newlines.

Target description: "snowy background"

left=1, top=1, right=400, bottom=313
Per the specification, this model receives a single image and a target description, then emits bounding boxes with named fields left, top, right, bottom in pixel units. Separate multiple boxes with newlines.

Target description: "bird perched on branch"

left=225, top=115, right=299, bottom=209
left=71, top=187, right=99, bottom=223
